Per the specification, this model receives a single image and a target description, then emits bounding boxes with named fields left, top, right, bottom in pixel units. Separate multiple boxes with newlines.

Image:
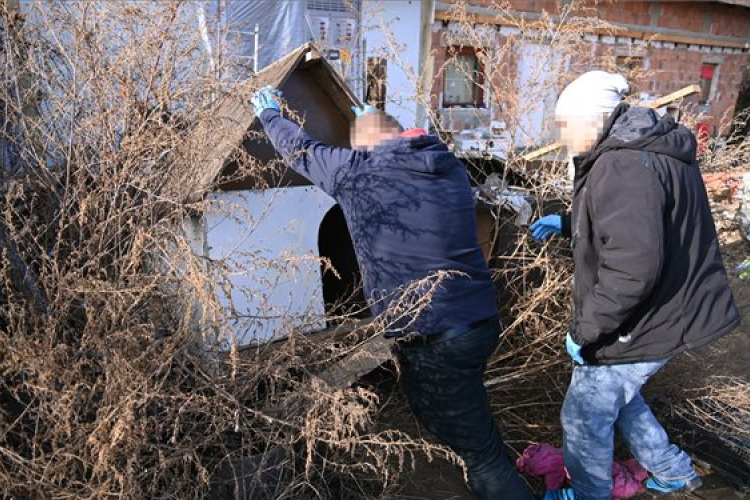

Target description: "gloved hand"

left=251, top=85, right=282, bottom=115
left=566, top=333, right=585, bottom=364
left=530, top=214, right=562, bottom=241
left=351, top=104, right=378, bottom=117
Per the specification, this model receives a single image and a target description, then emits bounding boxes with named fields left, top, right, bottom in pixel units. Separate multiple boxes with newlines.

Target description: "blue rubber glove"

left=351, top=104, right=378, bottom=117
left=566, top=333, right=585, bottom=364
left=530, top=214, right=562, bottom=241
left=251, top=85, right=282, bottom=115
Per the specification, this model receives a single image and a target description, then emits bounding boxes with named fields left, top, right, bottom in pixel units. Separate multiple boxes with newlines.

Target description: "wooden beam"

left=644, top=84, right=701, bottom=109
left=652, top=33, right=747, bottom=50
left=244, top=318, right=392, bottom=392
left=434, top=11, right=750, bottom=49
left=520, top=84, right=702, bottom=161
left=520, top=141, right=565, bottom=161
left=315, top=334, right=393, bottom=390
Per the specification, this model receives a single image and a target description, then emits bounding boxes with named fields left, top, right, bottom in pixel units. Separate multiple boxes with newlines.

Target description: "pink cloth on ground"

left=516, top=443, right=649, bottom=499
left=516, top=443, right=567, bottom=490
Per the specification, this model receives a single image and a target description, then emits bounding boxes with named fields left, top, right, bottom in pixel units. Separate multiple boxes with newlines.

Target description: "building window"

left=334, top=18, right=355, bottom=44
left=700, top=63, right=717, bottom=105
left=616, top=55, right=643, bottom=72
left=366, top=57, right=387, bottom=110
left=443, top=47, right=484, bottom=107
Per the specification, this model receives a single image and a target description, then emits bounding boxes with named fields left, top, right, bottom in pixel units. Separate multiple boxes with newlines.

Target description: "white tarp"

left=198, top=0, right=311, bottom=76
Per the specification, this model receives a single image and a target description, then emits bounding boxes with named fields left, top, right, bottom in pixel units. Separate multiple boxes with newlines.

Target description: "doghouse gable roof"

left=186, top=43, right=359, bottom=199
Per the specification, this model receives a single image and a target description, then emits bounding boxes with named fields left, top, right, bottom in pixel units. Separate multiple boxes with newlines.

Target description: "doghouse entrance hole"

left=318, top=205, right=370, bottom=323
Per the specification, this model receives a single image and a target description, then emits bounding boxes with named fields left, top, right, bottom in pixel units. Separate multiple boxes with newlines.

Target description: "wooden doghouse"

left=185, top=44, right=368, bottom=346
left=186, top=44, right=496, bottom=347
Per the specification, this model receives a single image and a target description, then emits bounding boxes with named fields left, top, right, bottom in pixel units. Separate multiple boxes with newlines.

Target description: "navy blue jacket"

left=259, top=109, right=497, bottom=337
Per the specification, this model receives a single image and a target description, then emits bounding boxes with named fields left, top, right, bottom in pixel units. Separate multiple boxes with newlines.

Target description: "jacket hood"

left=579, top=103, right=697, bottom=172
left=371, top=134, right=458, bottom=175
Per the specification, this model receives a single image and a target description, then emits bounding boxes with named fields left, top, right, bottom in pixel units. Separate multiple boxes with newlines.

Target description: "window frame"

left=699, top=63, right=718, bottom=105
left=442, top=46, right=486, bottom=108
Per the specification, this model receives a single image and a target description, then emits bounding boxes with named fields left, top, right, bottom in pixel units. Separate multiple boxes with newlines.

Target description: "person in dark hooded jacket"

left=530, top=72, right=740, bottom=500
left=250, top=86, right=534, bottom=500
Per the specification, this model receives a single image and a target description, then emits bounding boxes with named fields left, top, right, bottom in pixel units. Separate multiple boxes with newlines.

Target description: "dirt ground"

left=385, top=285, right=750, bottom=500
left=374, top=185, right=750, bottom=499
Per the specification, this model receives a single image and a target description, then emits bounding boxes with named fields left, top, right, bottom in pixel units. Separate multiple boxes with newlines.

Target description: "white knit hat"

left=555, top=71, right=630, bottom=119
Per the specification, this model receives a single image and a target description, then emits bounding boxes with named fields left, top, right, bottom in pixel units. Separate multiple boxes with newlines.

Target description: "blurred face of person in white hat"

left=555, top=71, right=630, bottom=156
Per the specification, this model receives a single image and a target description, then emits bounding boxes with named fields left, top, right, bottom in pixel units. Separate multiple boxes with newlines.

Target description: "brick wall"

left=599, top=1, right=652, bottom=26
left=455, top=0, right=750, bottom=36
left=710, top=4, right=750, bottom=38
left=654, top=2, right=708, bottom=32
left=431, top=0, right=750, bottom=133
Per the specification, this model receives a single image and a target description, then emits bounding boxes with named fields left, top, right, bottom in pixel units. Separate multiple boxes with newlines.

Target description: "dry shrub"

left=665, top=110, right=750, bottom=452
left=680, top=377, right=750, bottom=442
left=2, top=0, right=745, bottom=497
left=701, top=110, right=750, bottom=174
left=0, top=2, right=454, bottom=498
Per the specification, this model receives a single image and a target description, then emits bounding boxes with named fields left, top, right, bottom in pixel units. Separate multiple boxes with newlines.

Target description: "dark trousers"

left=394, top=320, right=535, bottom=500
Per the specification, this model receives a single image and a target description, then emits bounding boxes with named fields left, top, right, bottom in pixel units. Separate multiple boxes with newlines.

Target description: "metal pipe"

left=254, top=23, right=260, bottom=73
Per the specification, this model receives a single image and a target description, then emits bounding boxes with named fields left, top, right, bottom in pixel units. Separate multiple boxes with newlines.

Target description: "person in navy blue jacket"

left=250, top=86, right=534, bottom=500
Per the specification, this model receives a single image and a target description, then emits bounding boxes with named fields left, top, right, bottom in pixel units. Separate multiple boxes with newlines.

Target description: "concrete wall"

left=362, top=0, right=425, bottom=128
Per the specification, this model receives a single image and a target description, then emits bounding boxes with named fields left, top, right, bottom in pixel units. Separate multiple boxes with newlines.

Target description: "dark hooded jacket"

left=565, top=103, right=740, bottom=364
left=259, top=109, right=497, bottom=337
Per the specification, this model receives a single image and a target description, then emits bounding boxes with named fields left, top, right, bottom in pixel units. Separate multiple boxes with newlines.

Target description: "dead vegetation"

left=0, top=2, right=455, bottom=498
left=0, top=0, right=749, bottom=498
left=681, top=377, right=750, bottom=442
left=409, top=0, right=750, bottom=457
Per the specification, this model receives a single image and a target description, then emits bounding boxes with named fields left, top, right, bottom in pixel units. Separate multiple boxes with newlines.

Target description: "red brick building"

left=430, top=0, right=750, bottom=139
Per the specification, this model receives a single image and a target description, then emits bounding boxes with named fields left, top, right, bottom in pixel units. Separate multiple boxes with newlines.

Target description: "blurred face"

left=351, top=114, right=401, bottom=151
left=556, top=113, right=607, bottom=156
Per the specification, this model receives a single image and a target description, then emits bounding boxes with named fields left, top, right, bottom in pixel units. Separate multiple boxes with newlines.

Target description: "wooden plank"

left=315, top=334, right=393, bottom=390
left=520, top=83, right=702, bottom=161
left=654, top=32, right=747, bottom=49
left=644, top=84, right=701, bottom=109
left=520, top=141, right=564, bottom=161
left=433, top=11, right=749, bottom=49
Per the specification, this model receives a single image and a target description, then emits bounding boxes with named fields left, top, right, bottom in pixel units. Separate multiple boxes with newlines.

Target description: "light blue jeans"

left=561, top=359, right=695, bottom=500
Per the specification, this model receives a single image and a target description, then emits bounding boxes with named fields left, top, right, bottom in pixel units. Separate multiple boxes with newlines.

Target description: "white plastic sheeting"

left=515, top=42, right=561, bottom=149
left=197, top=0, right=312, bottom=76
left=361, top=0, right=424, bottom=128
